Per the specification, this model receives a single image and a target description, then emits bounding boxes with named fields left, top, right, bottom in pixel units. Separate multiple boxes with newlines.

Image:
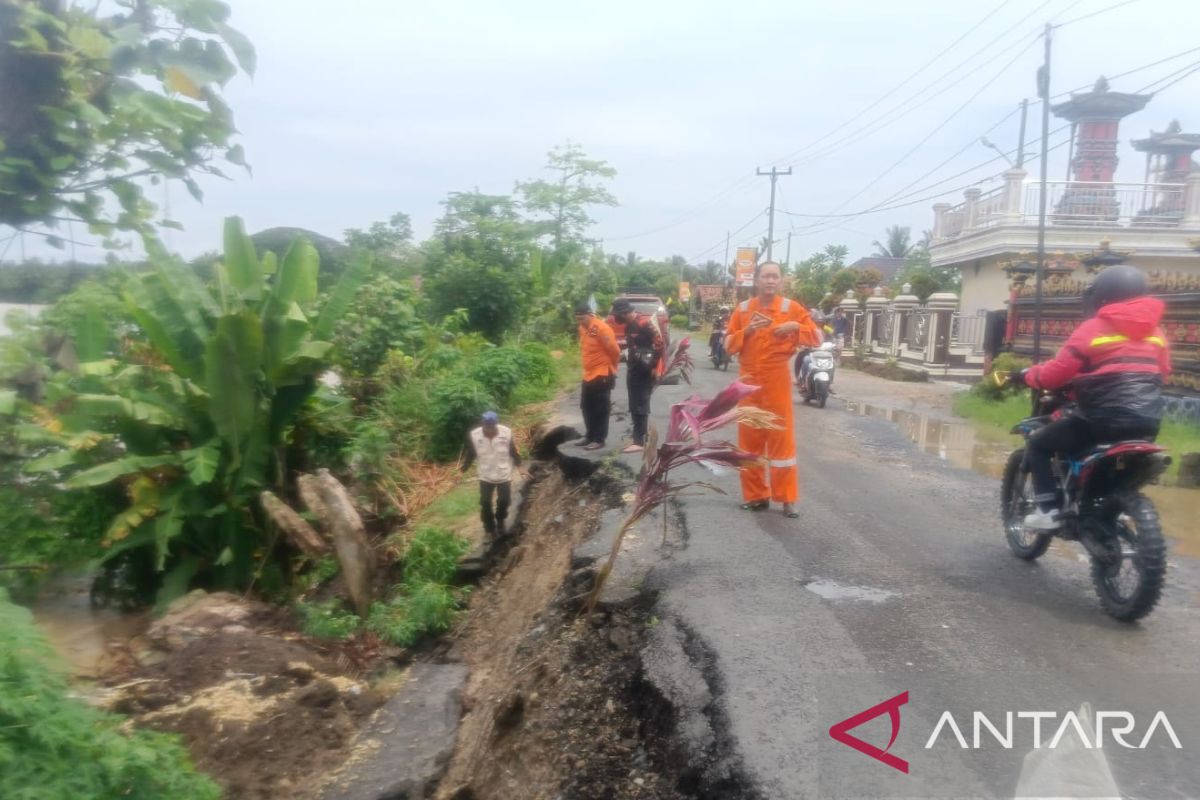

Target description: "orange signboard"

left=734, top=247, right=758, bottom=287
left=678, top=281, right=691, bottom=302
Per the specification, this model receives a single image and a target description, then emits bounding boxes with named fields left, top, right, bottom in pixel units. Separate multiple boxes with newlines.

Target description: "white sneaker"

left=1023, top=508, right=1061, bottom=531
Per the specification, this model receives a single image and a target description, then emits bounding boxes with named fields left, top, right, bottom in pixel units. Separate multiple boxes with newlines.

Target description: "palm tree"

left=872, top=225, right=913, bottom=259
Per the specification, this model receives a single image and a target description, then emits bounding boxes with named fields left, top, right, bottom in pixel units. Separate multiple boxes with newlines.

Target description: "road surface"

left=607, top=356, right=1200, bottom=799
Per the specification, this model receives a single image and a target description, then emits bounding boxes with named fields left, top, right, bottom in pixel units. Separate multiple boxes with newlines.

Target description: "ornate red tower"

left=1132, top=120, right=1200, bottom=218
left=1051, top=76, right=1152, bottom=222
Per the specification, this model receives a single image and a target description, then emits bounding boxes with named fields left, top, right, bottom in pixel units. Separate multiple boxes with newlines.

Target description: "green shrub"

left=330, top=275, right=424, bottom=379
left=468, top=347, right=524, bottom=408
left=972, top=352, right=1031, bottom=400
left=418, top=344, right=463, bottom=376
left=403, top=526, right=471, bottom=585
left=518, top=342, right=556, bottom=386
left=0, top=481, right=124, bottom=601
left=367, top=528, right=470, bottom=646
left=296, top=598, right=361, bottom=641
left=367, top=581, right=462, bottom=647
left=0, top=590, right=221, bottom=799
left=428, top=375, right=497, bottom=461
left=670, top=314, right=688, bottom=329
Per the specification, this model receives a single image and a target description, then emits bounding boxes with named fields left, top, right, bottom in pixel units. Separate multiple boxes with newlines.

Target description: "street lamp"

left=980, top=137, right=1014, bottom=167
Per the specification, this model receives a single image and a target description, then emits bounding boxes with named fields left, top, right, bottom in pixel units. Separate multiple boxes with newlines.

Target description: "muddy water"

left=843, top=400, right=1013, bottom=478
left=30, top=572, right=146, bottom=678
left=842, top=400, right=1199, bottom=559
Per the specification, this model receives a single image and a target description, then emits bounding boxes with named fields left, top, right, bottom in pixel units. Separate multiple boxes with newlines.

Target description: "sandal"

left=621, top=444, right=644, bottom=454
left=783, top=504, right=800, bottom=518
left=740, top=500, right=769, bottom=511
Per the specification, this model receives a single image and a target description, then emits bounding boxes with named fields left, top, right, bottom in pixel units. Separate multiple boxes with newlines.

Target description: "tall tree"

left=423, top=192, right=535, bottom=340
left=344, top=212, right=414, bottom=274
left=872, top=225, right=913, bottom=259
left=516, top=143, right=617, bottom=252
left=0, top=0, right=254, bottom=246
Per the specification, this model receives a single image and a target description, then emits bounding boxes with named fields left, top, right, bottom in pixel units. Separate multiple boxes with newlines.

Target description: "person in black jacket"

left=1015, top=265, right=1172, bottom=530
left=612, top=298, right=664, bottom=453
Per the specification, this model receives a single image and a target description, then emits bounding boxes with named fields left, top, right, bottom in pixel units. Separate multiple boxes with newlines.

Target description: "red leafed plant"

left=584, top=380, right=780, bottom=613
left=660, top=336, right=694, bottom=385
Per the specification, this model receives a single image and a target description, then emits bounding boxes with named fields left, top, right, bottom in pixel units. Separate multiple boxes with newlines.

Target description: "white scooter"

left=798, top=342, right=837, bottom=408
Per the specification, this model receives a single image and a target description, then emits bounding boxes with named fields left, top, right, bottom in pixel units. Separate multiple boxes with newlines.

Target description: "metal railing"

left=1027, top=181, right=1186, bottom=228
left=950, top=312, right=986, bottom=356
left=906, top=310, right=929, bottom=351
left=934, top=180, right=1189, bottom=242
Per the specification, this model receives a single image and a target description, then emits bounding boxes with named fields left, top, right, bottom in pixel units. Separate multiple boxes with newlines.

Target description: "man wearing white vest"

left=461, top=411, right=528, bottom=538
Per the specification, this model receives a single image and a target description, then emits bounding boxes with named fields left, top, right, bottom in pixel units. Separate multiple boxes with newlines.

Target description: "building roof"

left=1132, top=120, right=1200, bottom=153
left=1051, top=76, right=1151, bottom=122
left=849, top=256, right=906, bottom=281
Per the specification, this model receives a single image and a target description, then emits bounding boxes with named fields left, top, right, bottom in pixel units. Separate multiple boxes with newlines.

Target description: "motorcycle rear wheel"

left=1089, top=493, right=1167, bottom=622
left=1000, top=448, right=1051, bottom=560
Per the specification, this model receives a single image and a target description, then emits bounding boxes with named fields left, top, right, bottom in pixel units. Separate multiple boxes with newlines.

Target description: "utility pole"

left=785, top=231, right=792, bottom=271
left=723, top=230, right=731, bottom=287
left=1016, top=98, right=1029, bottom=168
left=756, top=166, right=792, bottom=262
left=1033, top=23, right=1053, bottom=368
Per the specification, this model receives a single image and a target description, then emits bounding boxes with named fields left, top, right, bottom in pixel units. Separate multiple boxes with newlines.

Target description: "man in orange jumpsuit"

left=724, top=261, right=822, bottom=518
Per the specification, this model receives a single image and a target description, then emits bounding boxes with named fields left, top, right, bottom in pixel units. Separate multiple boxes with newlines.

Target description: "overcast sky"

left=10, top=0, right=1200, bottom=266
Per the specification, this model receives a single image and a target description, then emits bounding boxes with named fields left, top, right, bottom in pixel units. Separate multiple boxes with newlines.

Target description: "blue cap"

left=481, top=411, right=499, bottom=424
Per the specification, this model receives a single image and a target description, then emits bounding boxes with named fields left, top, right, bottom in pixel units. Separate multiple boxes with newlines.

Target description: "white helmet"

left=818, top=341, right=836, bottom=351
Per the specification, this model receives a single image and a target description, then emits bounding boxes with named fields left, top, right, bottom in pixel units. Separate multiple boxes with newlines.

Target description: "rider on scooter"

left=1015, top=265, right=1172, bottom=530
left=709, top=306, right=731, bottom=357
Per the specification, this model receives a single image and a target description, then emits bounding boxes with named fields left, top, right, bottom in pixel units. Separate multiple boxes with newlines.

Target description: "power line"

left=1053, top=0, right=1141, bottom=28
left=775, top=135, right=1073, bottom=235
left=780, top=0, right=1057, bottom=171
left=604, top=173, right=758, bottom=242
left=1052, top=45, right=1200, bottom=99
left=873, top=105, right=1024, bottom=209
left=766, top=0, right=1018, bottom=168
left=1137, top=59, right=1200, bottom=94
left=688, top=209, right=765, bottom=262
left=816, top=34, right=1042, bottom=222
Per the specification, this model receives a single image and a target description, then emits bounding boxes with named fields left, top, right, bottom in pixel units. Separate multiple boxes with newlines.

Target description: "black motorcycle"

left=999, top=384, right=1171, bottom=622
left=709, top=326, right=730, bottom=370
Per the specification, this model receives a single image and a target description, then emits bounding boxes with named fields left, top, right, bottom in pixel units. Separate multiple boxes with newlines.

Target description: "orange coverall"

left=725, top=296, right=822, bottom=503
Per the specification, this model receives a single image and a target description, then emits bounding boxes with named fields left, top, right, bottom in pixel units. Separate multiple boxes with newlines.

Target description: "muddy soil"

left=102, top=593, right=387, bottom=800
left=438, top=466, right=689, bottom=800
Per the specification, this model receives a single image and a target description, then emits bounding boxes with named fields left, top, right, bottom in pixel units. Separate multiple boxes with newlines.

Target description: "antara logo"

left=829, top=691, right=910, bottom=774
left=829, top=693, right=1182, bottom=775
left=924, top=709, right=1182, bottom=751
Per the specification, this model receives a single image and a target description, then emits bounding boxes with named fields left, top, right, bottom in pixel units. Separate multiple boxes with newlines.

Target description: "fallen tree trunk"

left=314, top=469, right=376, bottom=618
left=259, top=491, right=328, bottom=557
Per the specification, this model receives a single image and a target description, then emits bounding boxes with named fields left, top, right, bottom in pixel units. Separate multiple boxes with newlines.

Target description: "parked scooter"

left=797, top=342, right=836, bottom=408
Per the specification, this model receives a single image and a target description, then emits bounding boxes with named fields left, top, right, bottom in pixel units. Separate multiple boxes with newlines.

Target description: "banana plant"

left=15, top=217, right=368, bottom=605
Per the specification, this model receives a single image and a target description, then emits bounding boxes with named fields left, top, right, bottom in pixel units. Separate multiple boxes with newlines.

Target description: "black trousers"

left=581, top=376, right=613, bottom=445
left=1026, top=415, right=1159, bottom=507
left=480, top=480, right=512, bottom=534
left=627, top=368, right=654, bottom=445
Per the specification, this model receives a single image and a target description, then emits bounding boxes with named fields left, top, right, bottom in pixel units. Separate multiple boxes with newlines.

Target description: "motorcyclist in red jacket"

left=1016, top=265, right=1172, bottom=530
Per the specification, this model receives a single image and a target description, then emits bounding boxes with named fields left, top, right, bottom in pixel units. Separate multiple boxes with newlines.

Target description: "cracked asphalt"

left=592, top=355, right=1200, bottom=799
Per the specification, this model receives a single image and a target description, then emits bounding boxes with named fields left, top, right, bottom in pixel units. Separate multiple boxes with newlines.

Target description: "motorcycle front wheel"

left=815, top=382, right=828, bottom=408
left=1089, top=493, right=1167, bottom=622
left=1000, top=448, right=1051, bottom=560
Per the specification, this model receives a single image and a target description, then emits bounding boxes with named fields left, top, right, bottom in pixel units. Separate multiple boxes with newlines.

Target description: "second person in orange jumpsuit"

left=724, top=261, right=822, bottom=518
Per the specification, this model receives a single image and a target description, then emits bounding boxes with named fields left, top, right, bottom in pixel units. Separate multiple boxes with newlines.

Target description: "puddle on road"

left=803, top=578, right=896, bottom=603
left=843, top=401, right=1012, bottom=478
left=841, top=400, right=1198, bottom=559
